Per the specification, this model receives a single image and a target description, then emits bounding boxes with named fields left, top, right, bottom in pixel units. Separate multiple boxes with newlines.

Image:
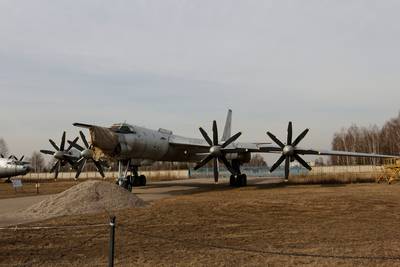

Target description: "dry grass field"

left=2, top=180, right=400, bottom=266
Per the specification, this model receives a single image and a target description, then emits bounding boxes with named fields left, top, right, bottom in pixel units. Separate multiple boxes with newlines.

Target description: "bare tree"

left=30, top=151, right=45, bottom=172
left=331, top=112, right=400, bottom=165
left=246, top=154, right=267, bottom=167
left=0, top=138, right=9, bottom=157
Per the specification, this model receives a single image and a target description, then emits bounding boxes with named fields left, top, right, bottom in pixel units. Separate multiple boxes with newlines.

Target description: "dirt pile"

left=22, top=180, right=144, bottom=219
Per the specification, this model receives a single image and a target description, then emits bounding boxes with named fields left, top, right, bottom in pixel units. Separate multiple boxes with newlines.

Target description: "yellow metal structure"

left=376, top=159, right=400, bottom=184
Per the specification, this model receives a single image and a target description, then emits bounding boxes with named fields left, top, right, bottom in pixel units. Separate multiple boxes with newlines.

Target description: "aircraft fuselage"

left=0, top=158, right=30, bottom=178
left=91, top=124, right=208, bottom=165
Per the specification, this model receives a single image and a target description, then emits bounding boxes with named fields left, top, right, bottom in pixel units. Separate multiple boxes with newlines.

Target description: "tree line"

left=331, top=112, right=400, bottom=165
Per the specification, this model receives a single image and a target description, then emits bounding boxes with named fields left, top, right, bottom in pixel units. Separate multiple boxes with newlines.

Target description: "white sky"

left=0, top=0, right=399, bottom=164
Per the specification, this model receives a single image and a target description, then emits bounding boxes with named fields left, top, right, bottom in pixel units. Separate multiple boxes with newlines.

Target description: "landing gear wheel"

left=119, top=176, right=132, bottom=192
left=235, top=174, right=247, bottom=187
left=139, top=175, right=147, bottom=186
left=237, top=175, right=243, bottom=187
left=230, top=175, right=236, bottom=186
left=133, top=176, right=140, bottom=187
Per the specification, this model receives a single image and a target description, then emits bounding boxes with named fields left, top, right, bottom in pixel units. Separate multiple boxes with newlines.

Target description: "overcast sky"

left=0, top=0, right=399, bottom=163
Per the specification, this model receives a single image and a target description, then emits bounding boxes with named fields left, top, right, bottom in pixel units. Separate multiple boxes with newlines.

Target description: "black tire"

left=229, top=175, right=236, bottom=186
left=133, top=176, right=140, bottom=186
left=243, top=174, right=247, bottom=186
left=236, top=175, right=243, bottom=187
left=139, top=175, right=147, bottom=186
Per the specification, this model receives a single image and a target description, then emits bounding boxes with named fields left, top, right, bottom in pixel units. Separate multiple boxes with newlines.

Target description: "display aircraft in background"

left=43, top=109, right=399, bottom=191
left=0, top=155, right=31, bottom=182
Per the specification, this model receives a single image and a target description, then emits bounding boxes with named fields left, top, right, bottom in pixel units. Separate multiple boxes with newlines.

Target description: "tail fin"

left=222, top=109, right=232, bottom=142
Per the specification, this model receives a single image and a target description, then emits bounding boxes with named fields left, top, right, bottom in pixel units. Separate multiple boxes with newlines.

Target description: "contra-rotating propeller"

left=68, top=131, right=105, bottom=179
left=194, top=120, right=242, bottom=183
left=267, top=122, right=312, bottom=180
left=40, top=131, right=79, bottom=179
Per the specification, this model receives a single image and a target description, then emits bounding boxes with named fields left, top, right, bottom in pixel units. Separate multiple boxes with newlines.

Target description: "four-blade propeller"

left=267, top=122, right=311, bottom=180
left=194, top=120, right=242, bottom=183
left=40, top=131, right=79, bottom=179
left=68, top=131, right=105, bottom=179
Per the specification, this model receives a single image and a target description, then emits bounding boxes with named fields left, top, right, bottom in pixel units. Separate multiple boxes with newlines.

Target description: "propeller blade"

left=194, top=154, right=214, bottom=170
left=49, top=139, right=60, bottom=151
left=60, top=131, right=66, bottom=151
left=75, top=159, right=87, bottom=179
left=50, top=161, right=59, bottom=173
left=67, top=140, right=84, bottom=151
left=94, top=160, right=105, bottom=178
left=287, top=122, right=293, bottom=145
left=213, top=158, right=219, bottom=183
left=66, top=137, right=79, bottom=151
left=19, top=156, right=24, bottom=161
left=0, top=154, right=3, bottom=158
left=199, top=127, right=213, bottom=146
left=54, top=162, right=60, bottom=179
left=221, top=132, right=242, bottom=148
left=218, top=155, right=236, bottom=175
left=212, top=120, right=218, bottom=145
left=269, top=155, right=286, bottom=173
left=267, top=132, right=285, bottom=148
left=285, top=156, right=290, bottom=179
left=80, top=131, right=90, bottom=149
left=294, top=154, right=312, bottom=171
left=12, top=155, right=18, bottom=160
left=292, top=128, right=309, bottom=147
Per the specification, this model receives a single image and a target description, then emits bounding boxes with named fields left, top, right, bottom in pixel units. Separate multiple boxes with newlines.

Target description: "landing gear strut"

left=229, top=159, right=247, bottom=187
left=116, top=160, right=147, bottom=191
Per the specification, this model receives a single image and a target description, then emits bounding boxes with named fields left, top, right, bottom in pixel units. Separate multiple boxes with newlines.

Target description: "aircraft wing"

left=169, top=135, right=210, bottom=149
left=169, top=136, right=268, bottom=153
left=259, top=145, right=399, bottom=158
left=296, top=148, right=400, bottom=159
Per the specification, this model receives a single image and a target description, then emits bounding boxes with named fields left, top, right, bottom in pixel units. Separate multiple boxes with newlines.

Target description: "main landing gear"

left=229, top=159, right=247, bottom=187
left=229, top=174, right=247, bottom=187
left=116, top=160, right=147, bottom=191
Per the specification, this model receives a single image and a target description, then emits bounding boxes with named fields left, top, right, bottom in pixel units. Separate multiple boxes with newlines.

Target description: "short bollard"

left=109, top=216, right=116, bottom=267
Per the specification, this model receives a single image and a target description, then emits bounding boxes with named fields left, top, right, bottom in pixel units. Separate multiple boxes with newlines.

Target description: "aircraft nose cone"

left=24, top=165, right=31, bottom=172
left=283, top=145, right=294, bottom=156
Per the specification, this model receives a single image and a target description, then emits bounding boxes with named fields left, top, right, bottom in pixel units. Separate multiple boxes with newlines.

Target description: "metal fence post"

left=109, top=216, right=116, bottom=267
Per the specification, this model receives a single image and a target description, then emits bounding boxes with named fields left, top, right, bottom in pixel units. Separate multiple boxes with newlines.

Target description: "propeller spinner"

left=194, top=120, right=242, bottom=183
left=68, top=131, right=105, bottom=179
left=267, top=122, right=312, bottom=180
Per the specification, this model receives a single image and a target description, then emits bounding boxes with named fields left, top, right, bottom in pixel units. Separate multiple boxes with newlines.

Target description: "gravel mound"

left=22, top=180, right=144, bottom=219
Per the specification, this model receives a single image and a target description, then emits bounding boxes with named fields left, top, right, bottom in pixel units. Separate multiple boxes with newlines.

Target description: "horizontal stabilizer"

left=73, top=123, right=95, bottom=129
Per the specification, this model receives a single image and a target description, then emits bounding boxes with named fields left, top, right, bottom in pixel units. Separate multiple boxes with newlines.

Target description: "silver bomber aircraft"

left=63, top=110, right=399, bottom=191
left=0, top=155, right=31, bottom=182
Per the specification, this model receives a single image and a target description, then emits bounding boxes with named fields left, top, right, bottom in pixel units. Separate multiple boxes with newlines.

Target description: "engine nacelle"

left=225, top=152, right=251, bottom=163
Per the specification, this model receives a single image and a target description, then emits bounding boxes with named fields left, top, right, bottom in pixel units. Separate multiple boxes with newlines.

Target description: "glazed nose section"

left=90, top=126, right=119, bottom=153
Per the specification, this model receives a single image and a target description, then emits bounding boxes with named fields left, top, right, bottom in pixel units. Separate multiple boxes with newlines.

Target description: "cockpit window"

left=110, top=123, right=135, bottom=134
